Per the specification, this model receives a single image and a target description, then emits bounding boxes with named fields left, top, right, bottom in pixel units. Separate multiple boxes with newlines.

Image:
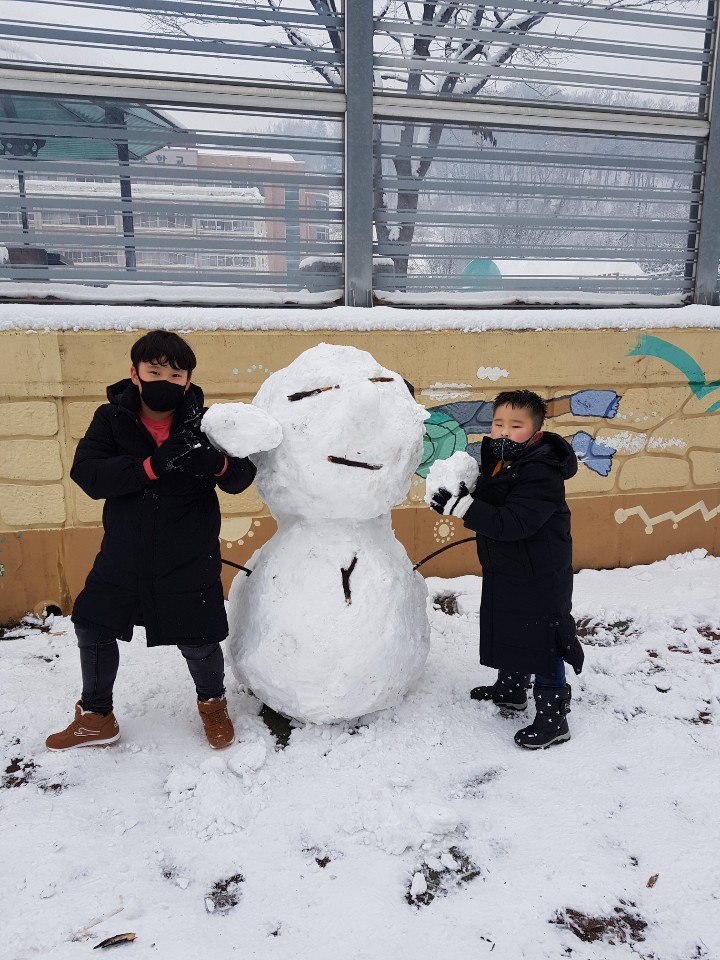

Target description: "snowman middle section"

left=227, top=515, right=430, bottom=724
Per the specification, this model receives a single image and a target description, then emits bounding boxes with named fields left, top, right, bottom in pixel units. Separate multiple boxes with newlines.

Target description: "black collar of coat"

left=480, top=431, right=578, bottom=480
left=106, top=378, right=205, bottom=430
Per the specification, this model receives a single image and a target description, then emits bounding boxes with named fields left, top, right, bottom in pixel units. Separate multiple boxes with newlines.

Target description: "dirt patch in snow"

left=552, top=901, right=647, bottom=944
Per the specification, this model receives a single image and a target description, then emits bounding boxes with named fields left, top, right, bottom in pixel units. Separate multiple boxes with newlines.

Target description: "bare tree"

left=149, top=0, right=682, bottom=281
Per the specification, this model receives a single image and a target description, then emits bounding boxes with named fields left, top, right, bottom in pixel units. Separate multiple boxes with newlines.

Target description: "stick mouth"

left=327, top=455, right=383, bottom=471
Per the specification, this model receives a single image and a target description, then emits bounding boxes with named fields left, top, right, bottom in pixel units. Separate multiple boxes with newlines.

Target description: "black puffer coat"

left=462, top=432, right=584, bottom=676
left=71, top=380, right=256, bottom=647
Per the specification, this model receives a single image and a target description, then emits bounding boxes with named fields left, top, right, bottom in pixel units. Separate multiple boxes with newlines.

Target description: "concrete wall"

left=1, top=327, right=719, bottom=621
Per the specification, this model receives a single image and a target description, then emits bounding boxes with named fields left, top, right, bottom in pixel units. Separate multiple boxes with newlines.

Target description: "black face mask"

left=138, top=377, right=187, bottom=412
left=490, top=435, right=533, bottom=461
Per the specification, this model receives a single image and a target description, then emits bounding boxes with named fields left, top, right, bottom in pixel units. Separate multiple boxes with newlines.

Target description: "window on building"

left=136, top=251, right=194, bottom=266
left=198, top=218, right=253, bottom=233
left=42, top=211, right=115, bottom=227
left=137, top=213, right=192, bottom=230
left=200, top=254, right=256, bottom=268
left=59, top=250, right=119, bottom=265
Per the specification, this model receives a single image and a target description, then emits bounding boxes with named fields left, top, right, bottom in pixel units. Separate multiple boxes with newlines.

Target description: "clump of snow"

left=164, top=757, right=262, bottom=839
left=476, top=366, right=509, bottom=381
left=201, top=402, right=282, bottom=459
left=421, top=382, right=473, bottom=401
left=424, top=451, right=480, bottom=504
left=604, top=431, right=687, bottom=454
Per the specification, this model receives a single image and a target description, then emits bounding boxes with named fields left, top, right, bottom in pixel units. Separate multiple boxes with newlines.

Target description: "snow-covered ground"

left=2, top=551, right=719, bottom=960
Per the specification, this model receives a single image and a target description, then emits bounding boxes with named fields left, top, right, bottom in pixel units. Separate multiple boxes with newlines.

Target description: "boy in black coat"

left=46, top=331, right=257, bottom=752
left=429, top=390, right=584, bottom=749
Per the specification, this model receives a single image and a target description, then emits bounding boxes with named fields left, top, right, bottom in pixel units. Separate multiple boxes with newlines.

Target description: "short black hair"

left=493, top=389, right=547, bottom=430
left=130, top=331, right=196, bottom=374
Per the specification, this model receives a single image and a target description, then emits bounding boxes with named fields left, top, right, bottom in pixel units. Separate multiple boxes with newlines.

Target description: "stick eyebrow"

left=287, top=385, right=340, bottom=401
left=368, top=377, right=394, bottom=382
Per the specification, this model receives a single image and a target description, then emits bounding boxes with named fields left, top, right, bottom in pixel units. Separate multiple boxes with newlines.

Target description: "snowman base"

left=227, top=517, right=430, bottom=725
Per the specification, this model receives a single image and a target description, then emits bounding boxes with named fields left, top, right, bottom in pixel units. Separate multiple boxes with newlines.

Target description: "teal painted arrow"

left=628, top=334, right=720, bottom=411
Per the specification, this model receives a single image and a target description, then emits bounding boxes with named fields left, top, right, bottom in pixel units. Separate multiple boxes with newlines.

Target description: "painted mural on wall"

left=412, top=334, right=719, bottom=547
left=629, top=335, right=720, bottom=413
left=1, top=328, right=719, bottom=622
left=418, top=389, right=621, bottom=480
left=613, top=334, right=720, bottom=536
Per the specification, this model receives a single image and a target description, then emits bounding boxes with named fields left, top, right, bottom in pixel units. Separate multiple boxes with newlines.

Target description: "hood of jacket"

left=481, top=430, right=578, bottom=480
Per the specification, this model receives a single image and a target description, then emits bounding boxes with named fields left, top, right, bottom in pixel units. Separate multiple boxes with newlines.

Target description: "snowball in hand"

left=201, top=403, right=282, bottom=459
left=424, top=451, right=479, bottom=506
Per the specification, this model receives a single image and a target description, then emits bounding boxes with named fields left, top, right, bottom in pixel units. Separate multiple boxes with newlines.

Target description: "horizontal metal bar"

left=392, top=275, right=688, bottom=288
left=0, top=269, right=333, bottom=287
left=28, top=0, right=342, bottom=30
left=373, top=242, right=693, bottom=258
left=382, top=181, right=698, bottom=204
left=373, top=93, right=710, bottom=139
left=0, top=65, right=707, bottom=139
left=380, top=1, right=707, bottom=31
left=0, top=66, right=346, bottom=115
left=377, top=20, right=709, bottom=63
left=377, top=212, right=697, bottom=233
left=2, top=20, right=341, bottom=65
left=374, top=54, right=703, bottom=97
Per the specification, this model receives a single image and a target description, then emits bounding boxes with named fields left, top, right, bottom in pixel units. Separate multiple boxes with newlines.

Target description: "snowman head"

left=252, top=343, right=428, bottom=522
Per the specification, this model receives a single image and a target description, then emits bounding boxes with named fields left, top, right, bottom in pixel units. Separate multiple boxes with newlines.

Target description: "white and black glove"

left=429, top=481, right=473, bottom=518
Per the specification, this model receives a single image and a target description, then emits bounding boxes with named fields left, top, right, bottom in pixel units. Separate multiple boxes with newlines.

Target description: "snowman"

left=202, top=343, right=431, bottom=724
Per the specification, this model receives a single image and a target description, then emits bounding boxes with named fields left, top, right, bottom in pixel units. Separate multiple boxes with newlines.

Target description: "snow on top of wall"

left=0, top=296, right=718, bottom=333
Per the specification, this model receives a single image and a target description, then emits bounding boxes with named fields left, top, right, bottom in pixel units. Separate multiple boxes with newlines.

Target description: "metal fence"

left=1, top=0, right=718, bottom=307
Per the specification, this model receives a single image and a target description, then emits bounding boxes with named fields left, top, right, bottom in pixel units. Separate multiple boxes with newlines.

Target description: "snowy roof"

left=0, top=179, right=264, bottom=205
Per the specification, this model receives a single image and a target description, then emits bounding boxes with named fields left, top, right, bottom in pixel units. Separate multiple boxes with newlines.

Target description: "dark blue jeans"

left=501, top=657, right=566, bottom=689
left=76, top=625, right=225, bottom=715
left=535, top=657, right=567, bottom=688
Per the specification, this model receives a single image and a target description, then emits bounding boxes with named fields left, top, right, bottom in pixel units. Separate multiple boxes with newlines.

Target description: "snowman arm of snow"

left=462, top=464, right=562, bottom=541
left=568, top=390, right=620, bottom=419
left=570, top=431, right=616, bottom=477
left=201, top=403, right=283, bottom=459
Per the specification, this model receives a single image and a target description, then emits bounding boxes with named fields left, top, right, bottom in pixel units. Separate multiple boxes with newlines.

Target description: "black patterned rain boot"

left=470, top=671, right=531, bottom=710
left=514, top=683, right=572, bottom=749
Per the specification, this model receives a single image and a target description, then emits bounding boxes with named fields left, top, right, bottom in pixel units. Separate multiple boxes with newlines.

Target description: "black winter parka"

left=462, top=432, right=584, bottom=676
left=71, top=379, right=256, bottom=647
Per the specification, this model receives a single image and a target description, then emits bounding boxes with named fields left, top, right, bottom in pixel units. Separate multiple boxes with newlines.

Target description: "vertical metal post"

left=344, top=0, right=374, bottom=307
left=695, top=1, right=720, bottom=304
left=106, top=106, right=136, bottom=273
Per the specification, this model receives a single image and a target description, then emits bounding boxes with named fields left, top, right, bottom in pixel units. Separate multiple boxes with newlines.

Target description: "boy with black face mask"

left=429, top=390, right=584, bottom=749
left=46, top=331, right=257, bottom=753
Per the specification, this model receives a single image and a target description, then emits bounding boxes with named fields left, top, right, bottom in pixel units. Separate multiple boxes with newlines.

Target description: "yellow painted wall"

left=1, top=328, right=719, bottom=621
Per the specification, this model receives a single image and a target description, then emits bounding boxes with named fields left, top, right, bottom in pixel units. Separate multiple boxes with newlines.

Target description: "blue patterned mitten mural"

left=569, top=390, right=620, bottom=419
left=571, top=431, right=617, bottom=477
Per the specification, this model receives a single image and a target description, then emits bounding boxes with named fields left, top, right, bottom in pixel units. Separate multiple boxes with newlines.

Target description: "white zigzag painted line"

left=614, top=500, right=720, bottom=534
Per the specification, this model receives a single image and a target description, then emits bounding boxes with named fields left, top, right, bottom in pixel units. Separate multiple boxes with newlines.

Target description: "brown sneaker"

left=46, top=701, right=120, bottom=751
left=198, top=697, right=234, bottom=750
